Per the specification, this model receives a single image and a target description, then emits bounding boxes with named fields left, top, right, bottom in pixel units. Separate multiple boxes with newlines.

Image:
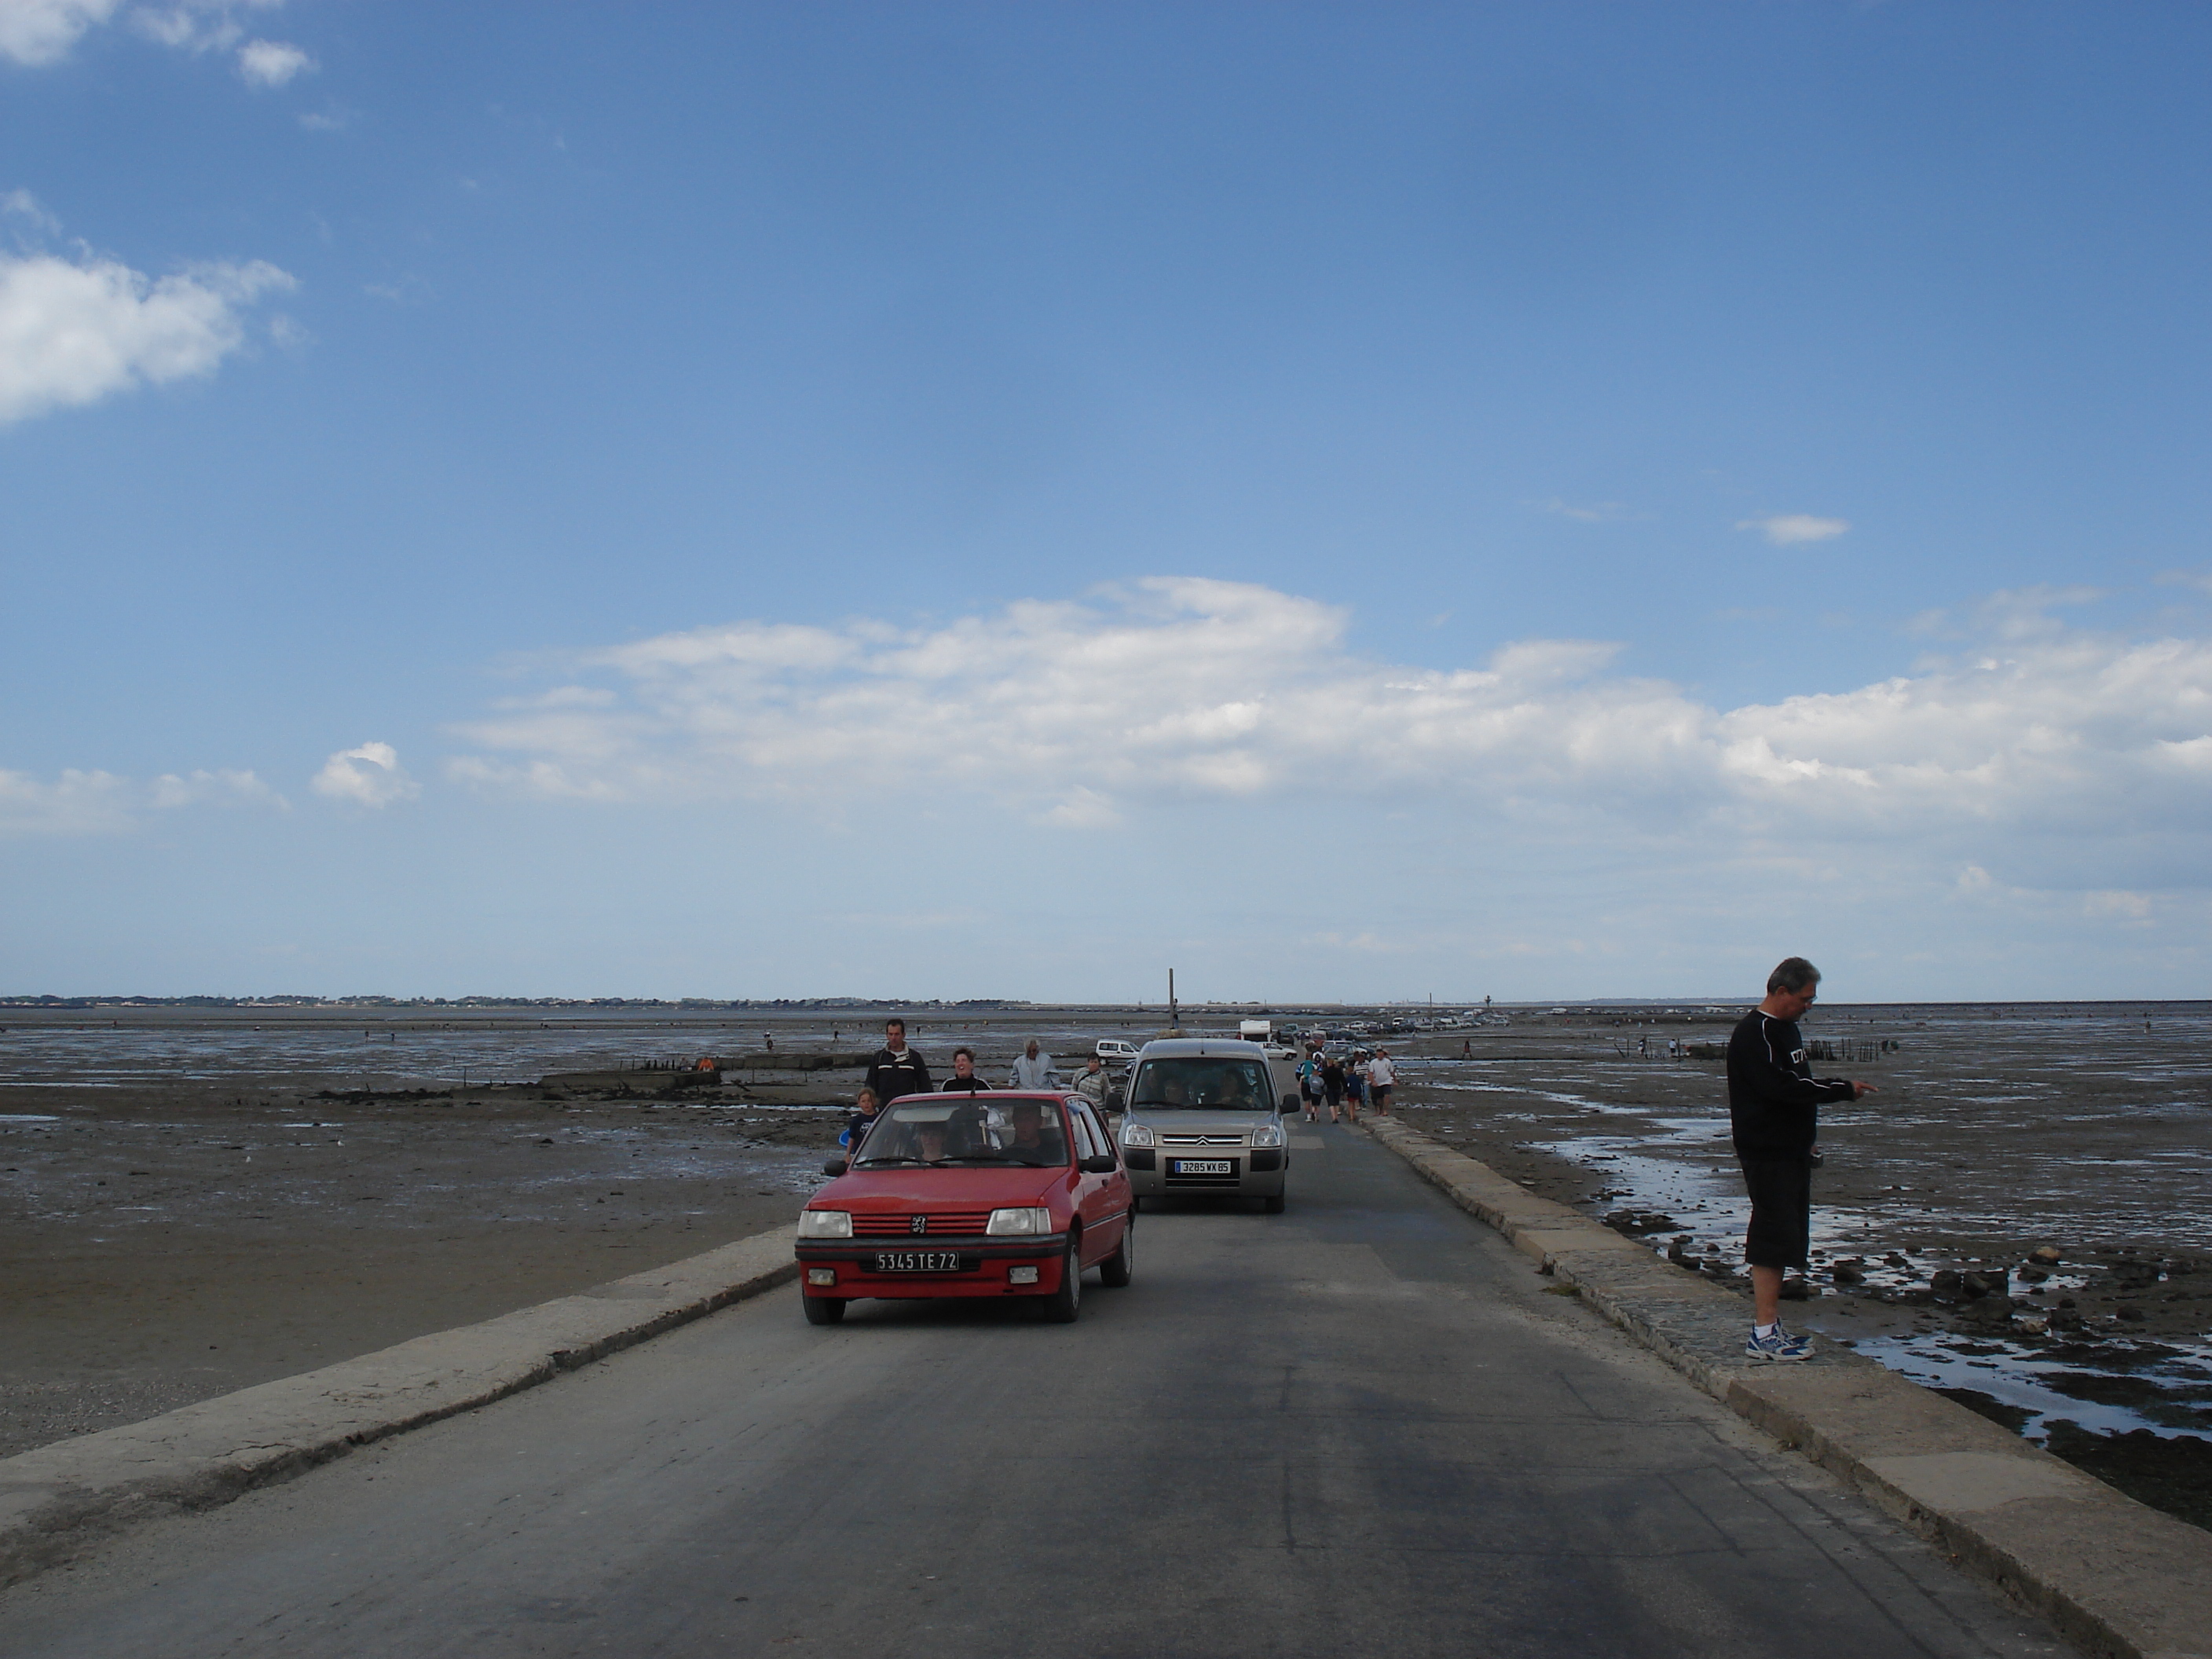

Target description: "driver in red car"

left=1003, top=1100, right=1063, bottom=1166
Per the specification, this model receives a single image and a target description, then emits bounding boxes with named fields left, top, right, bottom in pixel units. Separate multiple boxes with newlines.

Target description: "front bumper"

left=1122, top=1148, right=1287, bottom=1197
left=795, top=1234, right=1068, bottom=1298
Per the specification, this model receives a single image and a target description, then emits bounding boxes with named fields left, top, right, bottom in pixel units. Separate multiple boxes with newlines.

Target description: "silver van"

left=1117, top=1038, right=1292, bottom=1213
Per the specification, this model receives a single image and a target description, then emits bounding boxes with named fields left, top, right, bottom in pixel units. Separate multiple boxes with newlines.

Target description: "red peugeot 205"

left=795, top=1091, right=1133, bottom=1324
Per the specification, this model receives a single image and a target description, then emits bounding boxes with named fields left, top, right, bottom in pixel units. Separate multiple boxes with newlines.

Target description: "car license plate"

left=1171, top=1159, right=1232, bottom=1175
left=867, top=1251, right=971, bottom=1273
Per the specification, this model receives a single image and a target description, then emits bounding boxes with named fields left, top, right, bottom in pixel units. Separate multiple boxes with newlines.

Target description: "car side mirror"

left=821, top=1157, right=848, bottom=1177
left=1080, top=1154, right=1117, bottom=1174
left=1281, top=1093, right=1299, bottom=1111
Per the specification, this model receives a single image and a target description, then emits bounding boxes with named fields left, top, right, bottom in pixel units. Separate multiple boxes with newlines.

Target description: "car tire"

left=1044, top=1235, right=1083, bottom=1323
left=1099, top=1212, right=1134, bottom=1287
left=802, top=1295, right=846, bottom=1325
left=1264, top=1192, right=1286, bottom=1214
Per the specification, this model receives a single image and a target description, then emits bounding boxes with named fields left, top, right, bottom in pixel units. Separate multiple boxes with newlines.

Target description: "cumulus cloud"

left=3, top=0, right=306, bottom=86
left=148, top=767, right=282, bottom=810
left=234, top=34, right=306, bottom=84
left=0, top=764, right=282, bottom=833
left=443, top=577, right=2212, bottom=873
left=1738, top=514, right=1850, bottom=545
left=0, top=0, right=121, bottom=65
left=0, top=767, right=134, bottom=833
left=310, top=742, right=419, bottom=808
left=0, top=247, right=294, bottom=423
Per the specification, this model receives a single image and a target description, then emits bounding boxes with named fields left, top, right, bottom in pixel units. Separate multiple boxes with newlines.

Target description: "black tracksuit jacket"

left=1726, top=1010, right=1855, bottom=1160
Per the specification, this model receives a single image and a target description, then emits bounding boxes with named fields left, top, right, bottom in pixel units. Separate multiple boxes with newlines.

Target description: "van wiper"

left=855, top=1155, right=925, bottom=1166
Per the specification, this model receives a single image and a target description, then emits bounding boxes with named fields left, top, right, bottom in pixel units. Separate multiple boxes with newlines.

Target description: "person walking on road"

left=1009, top=1038, right=1057, bottom=1090
left=1299, top=1051, right=1322, bottom=1122
left=865, top=1018, right=931, bottom=1109
left=942, top=1046, right=991, bottom=1093
left=843, top=1086, right=883, bottom=1155
left=1729, top=958, right=1877, bottom=1361
left=1320, top=1054, right=1346, bottom=1123
left=1366, top=1048, right=1396, bottom=1115
left=1342, top=1057, right=1366, bottom=1123
left=1073, top=1053, right=1111, bottom=1109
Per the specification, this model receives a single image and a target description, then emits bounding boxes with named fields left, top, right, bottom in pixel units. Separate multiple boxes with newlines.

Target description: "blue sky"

left=4, top=2, right=2210, bottom=1002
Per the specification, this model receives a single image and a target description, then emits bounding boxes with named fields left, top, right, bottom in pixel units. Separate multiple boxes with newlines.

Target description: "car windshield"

left=853, top=1098, right=1069, bottom=1167
left=1128, top=1058, right=1269, bottom=1111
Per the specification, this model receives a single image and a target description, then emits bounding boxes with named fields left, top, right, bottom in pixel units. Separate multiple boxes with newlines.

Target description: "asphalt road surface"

left=0, top=1124, right=2068, bottom=1658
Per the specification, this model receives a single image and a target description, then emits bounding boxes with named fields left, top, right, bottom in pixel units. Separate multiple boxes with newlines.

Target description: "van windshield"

left=1129, top=1058, right=1269, bottom=1111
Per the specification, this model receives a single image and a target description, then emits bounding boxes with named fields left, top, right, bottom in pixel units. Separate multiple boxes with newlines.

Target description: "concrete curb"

left=1354, top=1115, right=2212, bottom=1659
left=0, top=1226, right=798, bottom=1590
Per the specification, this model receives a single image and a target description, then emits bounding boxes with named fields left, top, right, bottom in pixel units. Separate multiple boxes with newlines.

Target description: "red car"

left=795, top=1091, right=1134, bottom=1324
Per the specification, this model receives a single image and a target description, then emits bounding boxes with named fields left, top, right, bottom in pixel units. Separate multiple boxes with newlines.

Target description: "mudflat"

left=0, top=1082, right=838, bottom=1458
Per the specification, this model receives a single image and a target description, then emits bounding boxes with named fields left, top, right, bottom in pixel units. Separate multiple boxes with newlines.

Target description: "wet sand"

left=1373, top=1000, right=2212, bottom=1529
left=0, top=1083, right=840, bottom=1458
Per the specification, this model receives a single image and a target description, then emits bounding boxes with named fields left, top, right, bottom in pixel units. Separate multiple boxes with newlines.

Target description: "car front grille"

left=851, top=1210, right=996, bottom=1236
left=1159, top=1133, right=1244, bottom=1147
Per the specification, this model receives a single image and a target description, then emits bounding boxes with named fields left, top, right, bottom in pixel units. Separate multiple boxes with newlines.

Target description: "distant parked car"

left=1095, top=1038, right=1140, bottom=1063
left=795, top=1092, right=1133, bottom=1324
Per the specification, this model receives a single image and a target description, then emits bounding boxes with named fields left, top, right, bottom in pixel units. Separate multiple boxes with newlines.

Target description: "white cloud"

left=312, top=742, right=419, bottom=808
left=149, top=767, right=283, bottom=810
left=0, top=767, right=134, bottom=833
left=444, top=577, right=2212, bottom=883
left=0, top=764, right=283, bottom=833
left=1738, top=514, right=1850, bottom=545
left=235, top=35, right=307, bottom=85
left=1542, top=498, right=1651, bottom=524
left=0, top=0, right=121, bottom=65
left=0, top=248, right=294, bottom=423
left=3, top=0, right=306, bottom=83
left=2, top=188, right=61, bottom=235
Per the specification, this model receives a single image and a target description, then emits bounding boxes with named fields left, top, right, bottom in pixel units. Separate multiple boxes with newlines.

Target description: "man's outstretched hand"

left=1850, top=1081, right=1880, bottom=1100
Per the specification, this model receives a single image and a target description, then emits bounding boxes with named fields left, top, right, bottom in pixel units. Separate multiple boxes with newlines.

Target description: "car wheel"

left=1044, top=1235, right=1083, bottom=1323
left=1099, top=1211, right=1135, bottom=1287
left=1264, top=1192, right=1286, bottom=1214
left=802, top=1295, right=846, bottom=1325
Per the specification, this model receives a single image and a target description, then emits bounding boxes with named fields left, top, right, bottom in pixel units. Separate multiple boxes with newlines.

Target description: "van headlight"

left=1122, top=1122, right=1155, bottom=1148
left=797, top=1209, right=853, bottom=1239
left=1251, top=1122, right=1285, bottom=1148
left=987, top=1207, right=1052, bottom=1236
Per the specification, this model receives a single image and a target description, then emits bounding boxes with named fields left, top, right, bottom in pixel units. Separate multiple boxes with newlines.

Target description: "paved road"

left=1, top=1124, right=2067, bottom=1658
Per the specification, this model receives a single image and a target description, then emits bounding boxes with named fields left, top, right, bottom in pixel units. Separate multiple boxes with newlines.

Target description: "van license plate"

left=869, top=1251, right=969, bottom=1273
left=1171, top=1159, right=1232, bottom=1176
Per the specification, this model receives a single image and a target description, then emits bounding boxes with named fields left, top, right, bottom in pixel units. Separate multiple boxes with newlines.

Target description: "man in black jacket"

left=1729, top=958, right=1877, bottom=1361
left=865, top=1018, right=931, bottom=1109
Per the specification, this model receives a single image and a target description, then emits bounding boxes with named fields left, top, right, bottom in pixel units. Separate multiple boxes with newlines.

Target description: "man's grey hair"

left=1767, top=957, right=1822, bottom=995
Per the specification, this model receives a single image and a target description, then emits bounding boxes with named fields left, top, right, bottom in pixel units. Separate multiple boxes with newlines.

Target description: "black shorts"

left=1738, top=1155, right=1811, bottom=1270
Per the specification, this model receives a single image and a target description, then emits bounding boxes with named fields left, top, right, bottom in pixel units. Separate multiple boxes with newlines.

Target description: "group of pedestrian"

left=1297, top=1044, right=1395, bottom=1125
left=844, top=1020, right=1110, bottom=1152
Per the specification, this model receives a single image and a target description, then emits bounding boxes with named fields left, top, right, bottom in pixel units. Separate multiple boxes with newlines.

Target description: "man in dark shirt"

left=864, top=1018, right=931, bottom=1109
left=1003, top=1100, right=1065, bottom=1166
left=1728, top=957, right=1877, bottom=1361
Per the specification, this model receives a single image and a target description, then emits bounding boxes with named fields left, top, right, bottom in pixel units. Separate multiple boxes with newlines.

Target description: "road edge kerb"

left=1352, top=1115, right=2212, bottom=1659
left=0, top=1225, right=799, bottom=1591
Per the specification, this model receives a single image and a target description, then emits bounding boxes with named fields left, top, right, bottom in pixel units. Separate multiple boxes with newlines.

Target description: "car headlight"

left=1122, top=1122, right=1155, bottom=1148
left=1250, top=1122, right=1285, bottom=1148
left=986, top=1207, right=1053, bottom=1236
left=797, top=1209, right=853, bottom=1239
